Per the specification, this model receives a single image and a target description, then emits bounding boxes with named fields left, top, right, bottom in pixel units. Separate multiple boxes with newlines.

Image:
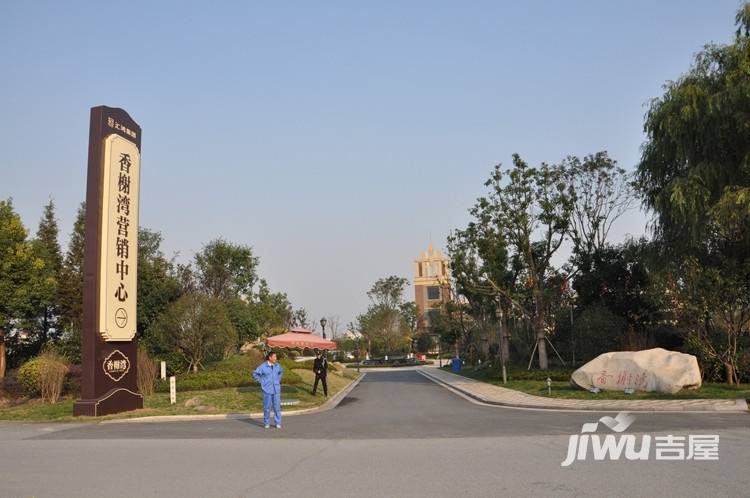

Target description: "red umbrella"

left=266, top=327, right=337, bottom=351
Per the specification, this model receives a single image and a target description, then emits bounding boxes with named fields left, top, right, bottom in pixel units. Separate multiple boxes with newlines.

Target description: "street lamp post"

left=320, top=317, right=327, bottom=340
left=356, top=335, right=361, bottom=373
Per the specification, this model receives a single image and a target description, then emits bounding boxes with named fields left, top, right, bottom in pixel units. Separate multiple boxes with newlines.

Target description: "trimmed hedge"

left=286, top=358, right=338, bottom=372
left=156, top=354, right=303, bottom=393
left=454, top=364, right=573, bottom=382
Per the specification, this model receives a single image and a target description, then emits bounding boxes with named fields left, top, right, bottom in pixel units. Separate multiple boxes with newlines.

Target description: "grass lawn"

left=453, top=367, right=750, bottom=401
left=0, top=368, right=359, bottom=423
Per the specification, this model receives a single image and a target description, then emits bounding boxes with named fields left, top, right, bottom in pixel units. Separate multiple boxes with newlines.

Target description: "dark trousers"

left=313, top=374, right=328, bottom=396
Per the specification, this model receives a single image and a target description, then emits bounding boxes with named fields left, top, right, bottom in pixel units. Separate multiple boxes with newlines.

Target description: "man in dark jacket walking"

left=312, top=351, right=328, bottom=397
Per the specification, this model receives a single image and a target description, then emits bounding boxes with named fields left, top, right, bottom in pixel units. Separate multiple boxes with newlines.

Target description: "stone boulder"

left=570, top=348, right=702, bottom=394
left=184, top=396, right=203, bottom=408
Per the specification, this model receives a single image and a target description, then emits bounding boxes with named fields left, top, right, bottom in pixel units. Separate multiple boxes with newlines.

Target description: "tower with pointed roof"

left=414, top=243, right=452, bottom=336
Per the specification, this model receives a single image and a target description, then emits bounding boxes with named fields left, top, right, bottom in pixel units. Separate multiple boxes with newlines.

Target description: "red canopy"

left=266, top=327, right=337, bottom=351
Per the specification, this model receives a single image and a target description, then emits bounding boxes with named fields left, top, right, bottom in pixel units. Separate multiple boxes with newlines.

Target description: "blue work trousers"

left=262, top=392, right=281, bottom=426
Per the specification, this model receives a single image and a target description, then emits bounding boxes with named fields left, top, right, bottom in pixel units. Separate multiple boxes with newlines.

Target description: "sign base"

left=73, top=388, right=143, bottom=417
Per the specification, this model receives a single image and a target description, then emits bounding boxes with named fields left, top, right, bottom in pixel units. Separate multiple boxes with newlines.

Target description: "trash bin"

left=451, top=357, right=461, bottom=373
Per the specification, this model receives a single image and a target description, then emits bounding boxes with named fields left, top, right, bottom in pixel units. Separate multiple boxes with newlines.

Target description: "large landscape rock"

left=570, top=348, right=702, bottom=394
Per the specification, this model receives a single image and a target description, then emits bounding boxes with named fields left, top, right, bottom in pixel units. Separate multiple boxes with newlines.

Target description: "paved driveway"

left=2, top=371, right=748, bottom=497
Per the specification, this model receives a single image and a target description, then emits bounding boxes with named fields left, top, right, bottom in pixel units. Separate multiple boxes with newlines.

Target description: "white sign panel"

left=98, top=134, right=140, bottom=341
left=170, top=376, right=176, bottom=404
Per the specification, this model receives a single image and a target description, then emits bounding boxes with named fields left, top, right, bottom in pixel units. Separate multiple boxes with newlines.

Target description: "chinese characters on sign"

left=107, top=116, right=138, bottom=140
left=102, top=350, right=131, bottom=382
left=594, top=369, right=650, bottom=390
left=98, top=134, right=140, bottom=341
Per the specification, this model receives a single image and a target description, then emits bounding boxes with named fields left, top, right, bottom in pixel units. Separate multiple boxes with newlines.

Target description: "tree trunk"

left=724, top=362, right=737, bottom=385
left=0, top=336, right=6, bottom=380
left=499, top=313, right=510, bottom=362
left=532, top=287, right=549, bottom=370
left=536, top=331, right=549, bottom=370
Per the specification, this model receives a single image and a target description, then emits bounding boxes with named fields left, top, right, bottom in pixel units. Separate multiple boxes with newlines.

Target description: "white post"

left=169, top=376, right=176, bottom=405
left=160, top=361, right=166, bottom=380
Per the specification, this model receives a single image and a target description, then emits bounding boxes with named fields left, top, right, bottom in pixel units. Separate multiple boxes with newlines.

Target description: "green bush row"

left=285, top=358, right=338, bottom=372
left=155, top=355, right=304, bottom=393
left=456, top=364, right=573, bottom=382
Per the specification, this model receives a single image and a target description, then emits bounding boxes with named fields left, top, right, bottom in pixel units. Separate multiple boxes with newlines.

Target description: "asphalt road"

left=2, top=370, right=748, bottom=497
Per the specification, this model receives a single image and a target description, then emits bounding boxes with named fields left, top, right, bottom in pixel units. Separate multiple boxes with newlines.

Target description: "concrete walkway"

left=419, top=367, right=748, bottom=412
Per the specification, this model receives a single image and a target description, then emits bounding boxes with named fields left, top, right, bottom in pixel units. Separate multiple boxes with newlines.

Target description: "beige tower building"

left=414, top=243, right=452, bottom=336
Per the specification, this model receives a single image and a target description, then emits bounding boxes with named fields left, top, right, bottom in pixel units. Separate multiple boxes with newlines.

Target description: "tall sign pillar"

left=74, top=106, right=144, bottom=416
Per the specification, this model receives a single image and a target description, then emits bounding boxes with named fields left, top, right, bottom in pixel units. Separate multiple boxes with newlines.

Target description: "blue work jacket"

left=253, top=361, right=283, bottom=395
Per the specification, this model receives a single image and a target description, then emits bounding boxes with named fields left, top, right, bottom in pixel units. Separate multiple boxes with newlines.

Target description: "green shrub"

left=573, top=304, right=627, bottom=362
left=462, top=364, right=573, bottom=382
left=17, top=352, right=70, bottom=402
left=156, top=352, right=189, bottom=376
left=154, top=354, right=302, bottom=392
left=17, top=358, right=44, bottom=396
left=282, top=369, right=302, bottom=385
left=293, top=359, right=338, bottom=372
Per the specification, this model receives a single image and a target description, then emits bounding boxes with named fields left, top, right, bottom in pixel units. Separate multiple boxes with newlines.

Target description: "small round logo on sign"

left=102, top=349, right=131, bottom=382
left=115, top=308, right=128, bottom=328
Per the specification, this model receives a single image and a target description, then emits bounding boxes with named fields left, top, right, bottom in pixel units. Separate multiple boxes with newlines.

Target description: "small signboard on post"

left=160, top=361, right=166, bottom=380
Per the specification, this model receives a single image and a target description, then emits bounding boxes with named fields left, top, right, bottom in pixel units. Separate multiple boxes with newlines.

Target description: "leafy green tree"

left=0, top=199, right=46, bottom=376
left=414, top=332, right=434, bottom=354
left=571, top=239, right=667, bottom=353
left=452, top=156, right=573, bottom=369
left=249, top=280, right=291, bottom=337
left=431, top=301, right=469, bottom=357
left=367, top=276, right=409, bottom=308
left=289, top=307, right=310, bottom=329
left=399, top=301, right=419, bottom=336
left=149, top=293, right=238, bottom=372
left=562, top=152, right=635, bottom=259
left=356, top=276, right=414, bottom=355
left=137, top=228, right=182, bottom=341
left=448, top=200, right=516, bottom=363
left=637, top=8, right=750, bottom=248
left=572, top=304, right=627, bottom=361
left=194, top=238, right=258, bottom=299
left=636, top=5, right=750, bottom=383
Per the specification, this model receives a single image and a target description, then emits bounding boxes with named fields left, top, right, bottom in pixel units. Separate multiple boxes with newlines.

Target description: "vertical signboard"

left=74, top=106, right=144, bottom=417
left=99, top=133, right=139, bottom=342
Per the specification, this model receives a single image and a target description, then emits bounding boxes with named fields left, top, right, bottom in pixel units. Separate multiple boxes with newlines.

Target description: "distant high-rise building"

left=414, top=243, right=452, bottom=336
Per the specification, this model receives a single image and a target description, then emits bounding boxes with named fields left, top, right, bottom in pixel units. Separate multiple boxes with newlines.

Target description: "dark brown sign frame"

left=73, top=106, right=144, bottom=416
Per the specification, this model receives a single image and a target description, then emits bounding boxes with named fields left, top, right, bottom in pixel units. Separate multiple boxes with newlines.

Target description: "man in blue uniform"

left=252, top=352, right=284, bottom=429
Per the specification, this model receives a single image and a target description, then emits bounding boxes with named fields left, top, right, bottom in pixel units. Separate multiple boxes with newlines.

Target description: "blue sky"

left=1, top=1, right=742, bottom=328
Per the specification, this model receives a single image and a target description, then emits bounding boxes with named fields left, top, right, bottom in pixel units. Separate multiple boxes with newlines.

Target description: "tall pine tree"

left=57, top=202, right=85, bottom=361
left=31, top=199, right=63, bottom=344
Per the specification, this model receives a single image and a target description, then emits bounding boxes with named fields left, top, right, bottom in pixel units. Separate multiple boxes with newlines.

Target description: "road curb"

left=418, top=368, right=749, bottom=413
left=102, top=372, right=366, bottom=424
